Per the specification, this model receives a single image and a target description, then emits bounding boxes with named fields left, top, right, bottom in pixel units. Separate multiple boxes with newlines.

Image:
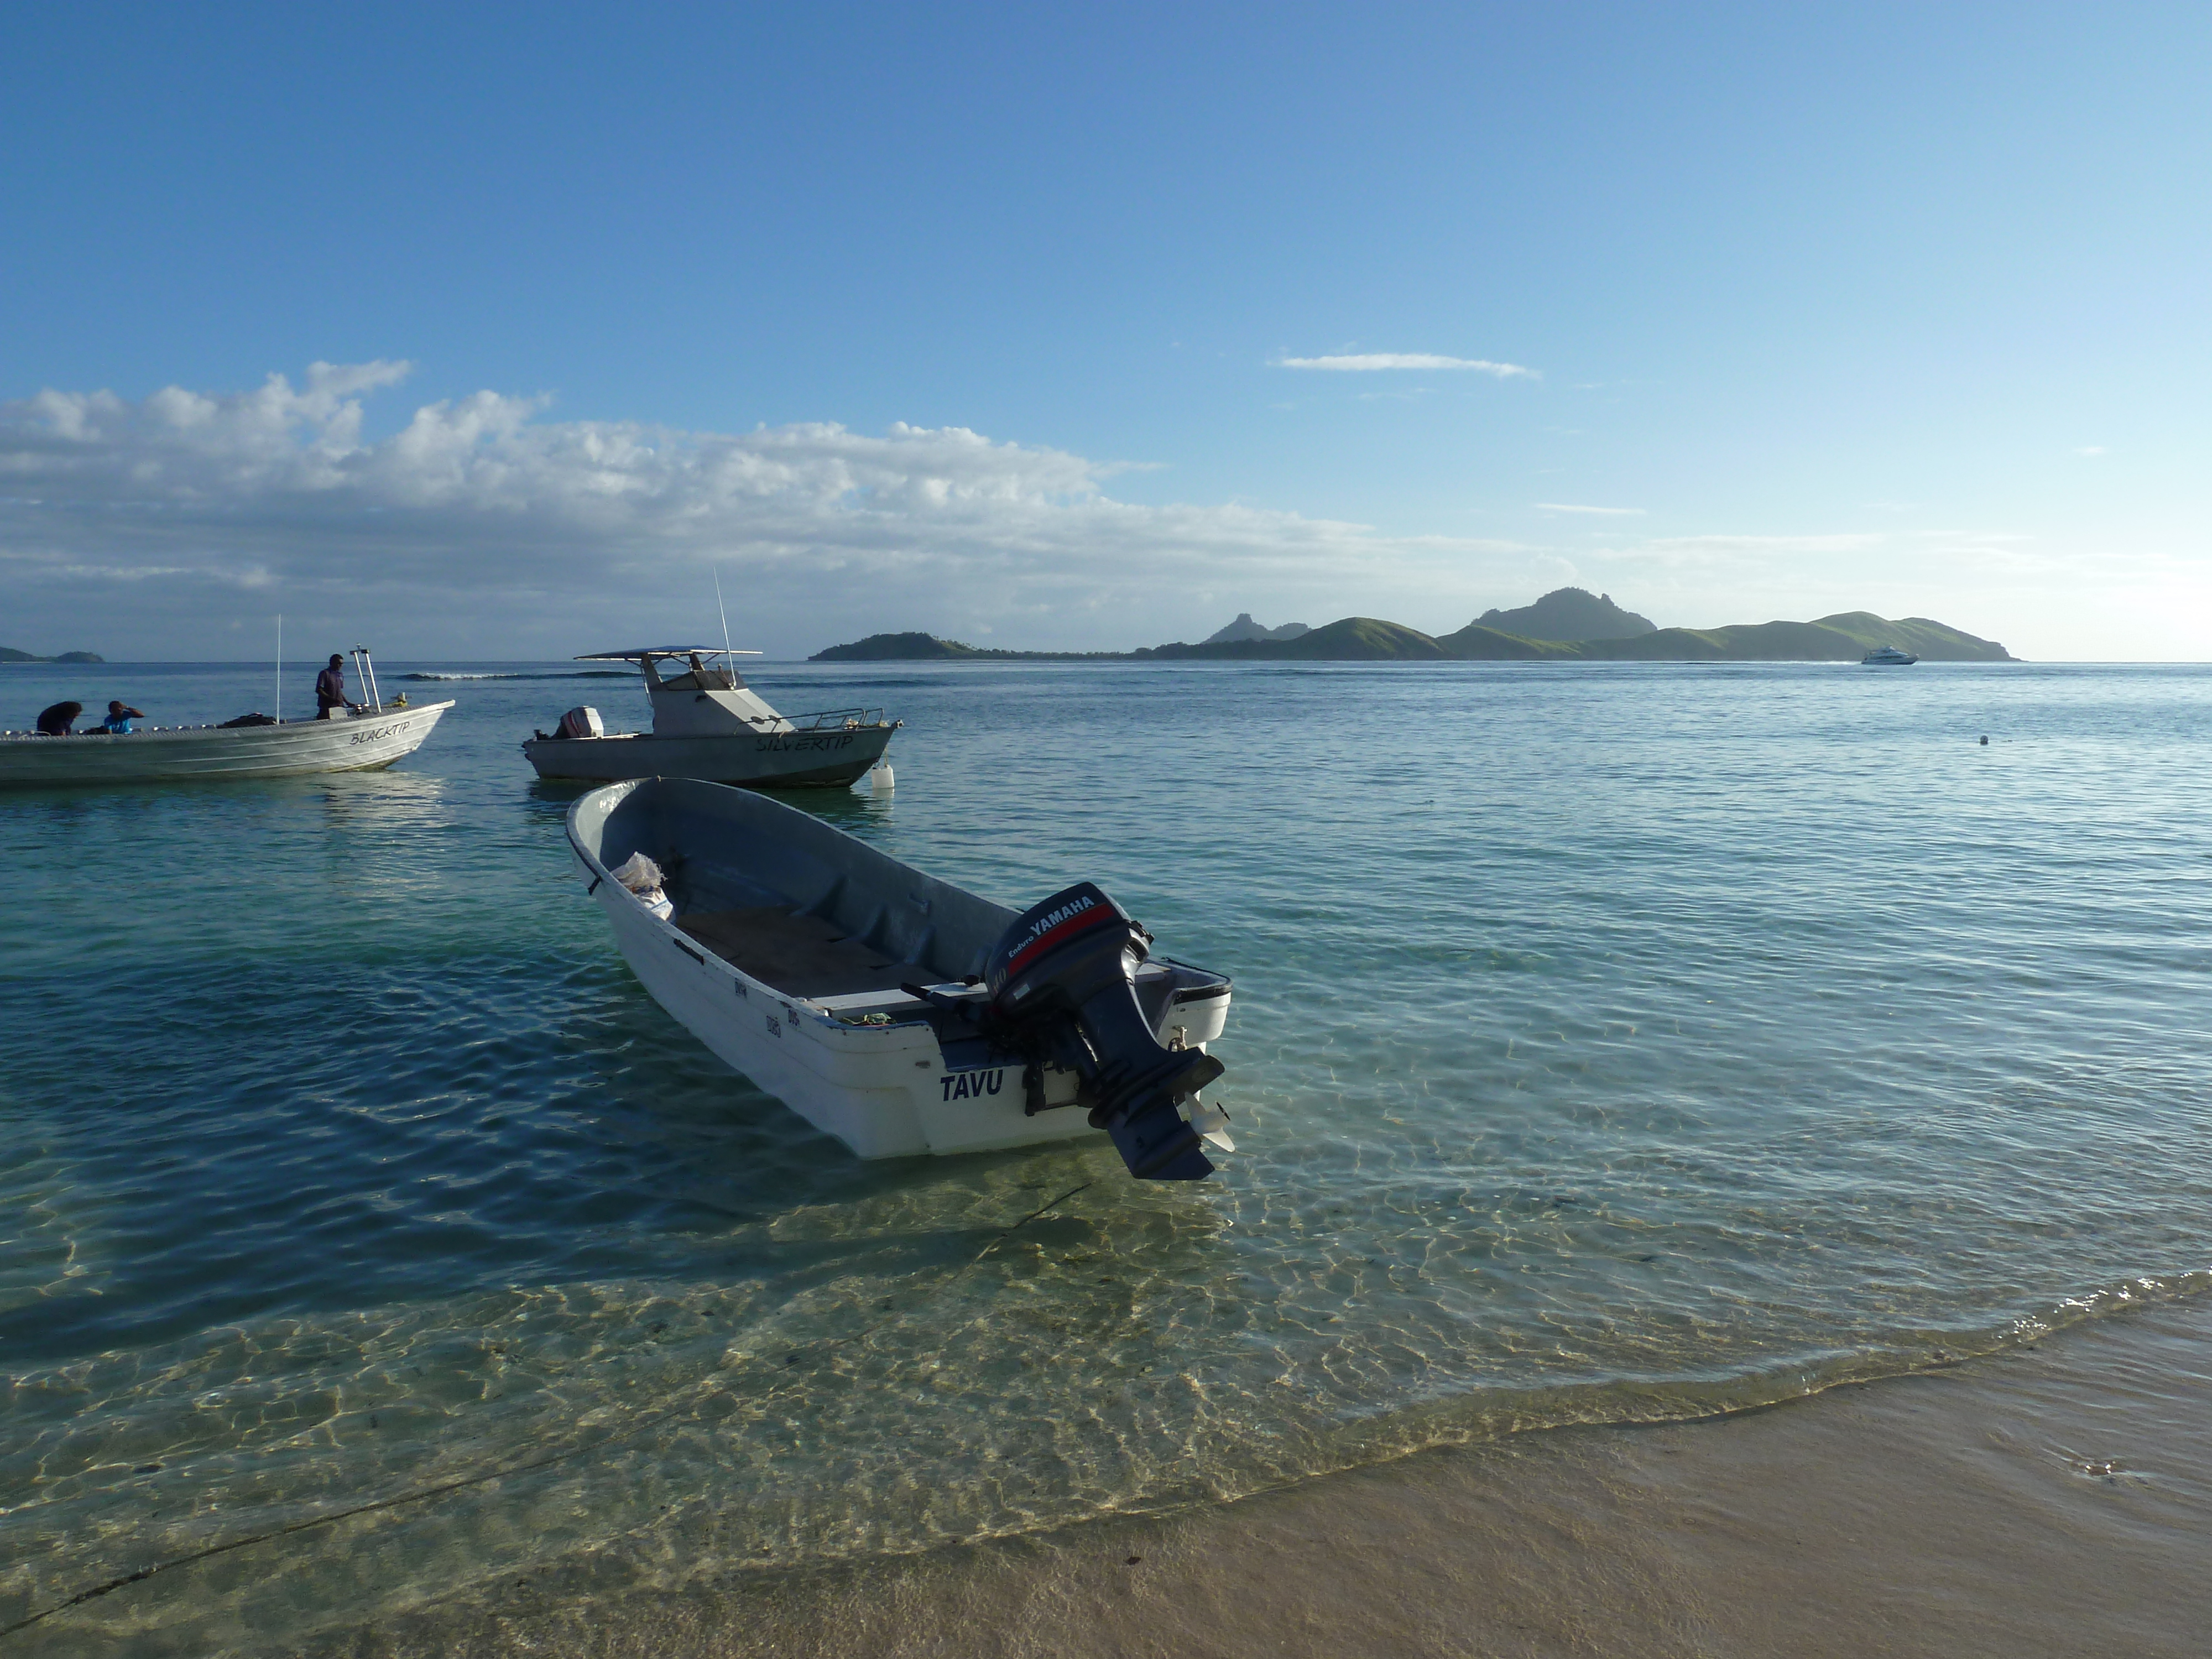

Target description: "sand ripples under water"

left=4, top=658, right=2211, bottom=1653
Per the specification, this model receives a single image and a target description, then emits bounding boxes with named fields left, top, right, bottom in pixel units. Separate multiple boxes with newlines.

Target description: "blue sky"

left=3, top=2, right=2205, bottom=659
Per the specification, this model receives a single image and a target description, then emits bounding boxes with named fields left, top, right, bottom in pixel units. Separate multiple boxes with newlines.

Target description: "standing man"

left=315, top=654, right=359, bottom=719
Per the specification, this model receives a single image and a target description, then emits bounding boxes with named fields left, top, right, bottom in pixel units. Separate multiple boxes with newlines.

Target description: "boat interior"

left=579, top=776, right=1229, bottom=1032
left=669, top=901, right=1220, bottom=1031
left=674, top=905, right=921, bottom=1000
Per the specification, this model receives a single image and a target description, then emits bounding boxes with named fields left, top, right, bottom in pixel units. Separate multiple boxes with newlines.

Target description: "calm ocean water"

left=4, top=657, right=2210, bottom=1653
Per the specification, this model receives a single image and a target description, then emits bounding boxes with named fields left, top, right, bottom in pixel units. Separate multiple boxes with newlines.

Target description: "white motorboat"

left=523, top=647, right=899, bottom=789
left=566, top=776, right=1236, bottom=1180
left=0, top=651, right=450, bottom=787
left=1860, top=645, right=1919, bottom=665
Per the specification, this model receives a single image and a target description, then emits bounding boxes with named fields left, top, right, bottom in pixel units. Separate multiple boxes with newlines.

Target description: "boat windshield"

left=574, top=647, right=764, bottom=693
left=657, top=652, right=739, bottom=691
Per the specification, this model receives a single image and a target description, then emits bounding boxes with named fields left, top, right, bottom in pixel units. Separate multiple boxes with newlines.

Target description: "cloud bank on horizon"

left=0, top=363, right=2181, bottom=660
left=2, top=362, right=1539, bottom=656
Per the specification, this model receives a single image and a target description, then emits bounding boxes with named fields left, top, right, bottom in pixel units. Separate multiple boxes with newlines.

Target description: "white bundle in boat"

left=608, top=851, right=674, bottom=920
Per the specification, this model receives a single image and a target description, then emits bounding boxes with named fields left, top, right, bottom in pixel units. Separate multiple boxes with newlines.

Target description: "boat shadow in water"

left=544, top=982, right=1125, bottom=1238
left=0, top=765, right=448, bottom=808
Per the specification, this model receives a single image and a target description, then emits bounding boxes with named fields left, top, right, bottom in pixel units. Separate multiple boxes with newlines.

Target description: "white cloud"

left=2075, top=445, right=2106, bottom=456
left=0, top=363, right=1538, bottom=656
left=1535, top=502, right=1644, bottom=516
left=1273, top=353, right=1538, bottom=377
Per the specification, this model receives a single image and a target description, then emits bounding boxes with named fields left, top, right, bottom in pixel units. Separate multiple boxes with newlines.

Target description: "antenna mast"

left=275, top=614, right=283, bottom=724
left=714, top=565, right=734, bottom=666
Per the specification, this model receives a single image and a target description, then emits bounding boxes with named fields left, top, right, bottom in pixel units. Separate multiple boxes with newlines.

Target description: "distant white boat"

left=0, top=649, right=449, bottom=788
left=566, top=776, right=1235, bottom=1179
left=1861, top=645, right=1919, bottom=666
left=523, top=646, right=899, bottom=789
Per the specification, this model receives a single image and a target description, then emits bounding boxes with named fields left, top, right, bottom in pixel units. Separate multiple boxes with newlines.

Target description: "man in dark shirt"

left=315, top=655, right=359, bottom=719
left=34, top=700, right=84, bottom=735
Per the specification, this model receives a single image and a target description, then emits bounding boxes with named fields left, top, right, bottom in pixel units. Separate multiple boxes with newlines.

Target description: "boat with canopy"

left=522, top=647, right=900, bottom=789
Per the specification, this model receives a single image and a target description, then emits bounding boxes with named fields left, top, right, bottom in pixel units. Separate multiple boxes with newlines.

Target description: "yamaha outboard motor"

left=984, top=883, right=1223, bottom=1181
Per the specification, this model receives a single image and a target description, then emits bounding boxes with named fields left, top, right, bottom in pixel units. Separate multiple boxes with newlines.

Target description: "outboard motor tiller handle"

left=984, top=882, right=1222, bottom=1181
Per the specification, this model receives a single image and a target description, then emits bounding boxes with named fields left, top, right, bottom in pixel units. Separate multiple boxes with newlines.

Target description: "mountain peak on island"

left=0, top=646, right=105, bottom=664
left=1202, top=613, right=1312, bottom=645
left=1473, top=588, right=1654, bottom=641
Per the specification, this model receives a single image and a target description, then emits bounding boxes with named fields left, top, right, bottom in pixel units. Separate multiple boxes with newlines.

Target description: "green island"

left=0, top=646, right=106, bottom=664
left=810, top=590, right=2015, bottom=664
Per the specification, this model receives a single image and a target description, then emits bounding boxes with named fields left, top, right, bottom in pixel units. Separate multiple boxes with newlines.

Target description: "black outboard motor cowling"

left=983, top=882, right=1223, bottom=1181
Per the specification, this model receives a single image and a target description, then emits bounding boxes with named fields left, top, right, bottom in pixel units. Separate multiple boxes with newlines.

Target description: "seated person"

left=34, top=700, right=84, bottom=736
left=98, top=700, right=147, bottom=734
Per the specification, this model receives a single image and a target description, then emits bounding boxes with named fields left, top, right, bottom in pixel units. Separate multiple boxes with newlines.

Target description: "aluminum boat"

left=0, top=650, right=449, bottom=787
left=523, top=647, right=899, bottom=789
left=566, top=776, right=1236, bottom=1180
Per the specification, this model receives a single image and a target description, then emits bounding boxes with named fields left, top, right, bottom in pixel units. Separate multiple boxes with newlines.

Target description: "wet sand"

left=325, top=1296, right=2212, bottom=1658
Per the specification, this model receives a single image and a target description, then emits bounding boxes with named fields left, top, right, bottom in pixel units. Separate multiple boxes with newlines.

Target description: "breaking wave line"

left=398, top=671, right=638, bottom=682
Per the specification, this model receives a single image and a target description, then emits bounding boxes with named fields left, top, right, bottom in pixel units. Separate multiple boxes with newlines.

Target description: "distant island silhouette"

left=809, top=589, right=2016, bottom=664
left=805, top=630, right=1129, bottom=663
left=0, top=646, right=105, bottom=664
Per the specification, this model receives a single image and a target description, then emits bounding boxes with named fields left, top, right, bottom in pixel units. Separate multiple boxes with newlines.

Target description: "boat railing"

left=775, top=706, right=895, bottom=732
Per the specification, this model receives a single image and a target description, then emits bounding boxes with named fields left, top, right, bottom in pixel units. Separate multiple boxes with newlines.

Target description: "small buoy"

left=863, top=760, right=894, bottom=794
left=1979, top=735, right=1989, bottom=745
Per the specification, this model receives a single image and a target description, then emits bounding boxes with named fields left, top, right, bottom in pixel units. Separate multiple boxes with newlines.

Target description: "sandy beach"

left=311, top=1291, right=2212, bottom=1658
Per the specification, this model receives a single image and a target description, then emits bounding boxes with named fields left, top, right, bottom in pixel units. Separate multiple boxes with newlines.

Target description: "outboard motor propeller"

left=984, top=882, right=1223, bottom=1181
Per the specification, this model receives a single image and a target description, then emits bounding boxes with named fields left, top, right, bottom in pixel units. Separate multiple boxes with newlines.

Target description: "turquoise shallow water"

left=4, top=658, right=2210, bottom=1652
